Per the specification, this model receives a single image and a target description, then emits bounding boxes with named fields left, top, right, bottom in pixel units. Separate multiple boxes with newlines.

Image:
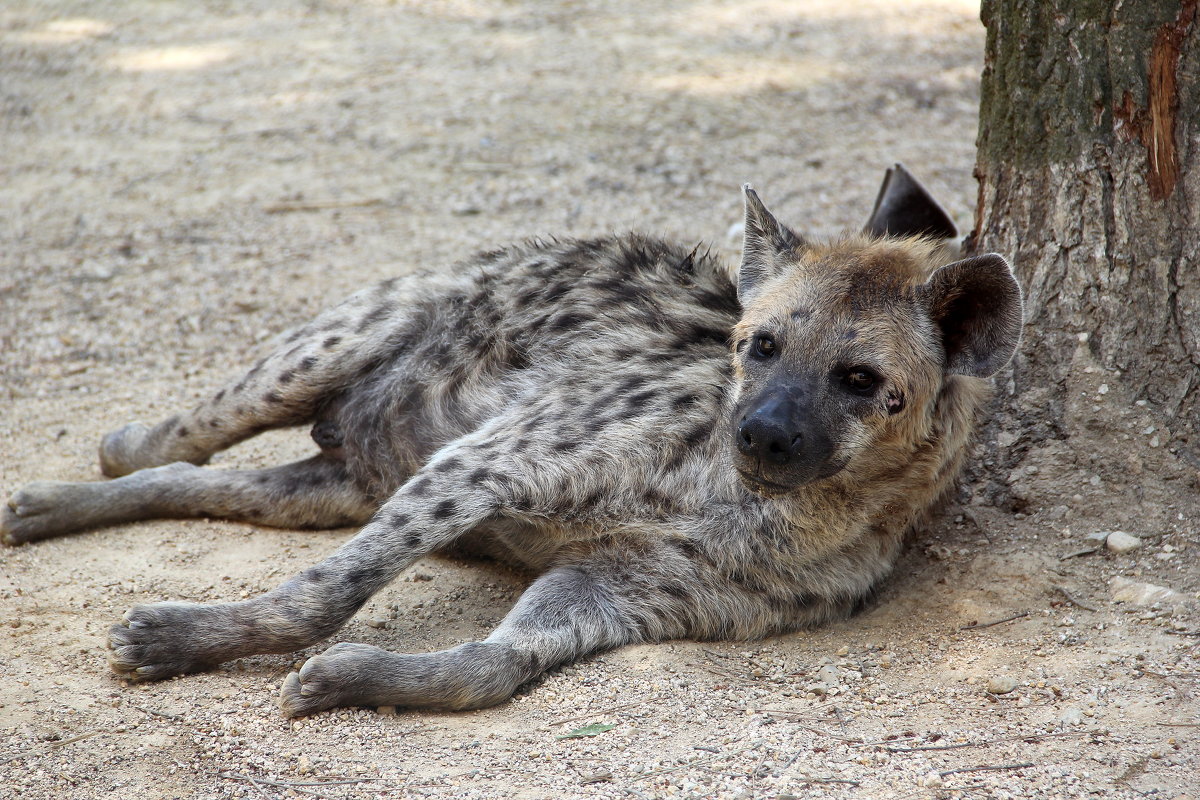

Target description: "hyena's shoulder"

left=458, top=234, right=743, bottom=356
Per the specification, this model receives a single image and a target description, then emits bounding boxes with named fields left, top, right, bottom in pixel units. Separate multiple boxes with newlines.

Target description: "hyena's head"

left=729, top=180, right=1022, bottom=497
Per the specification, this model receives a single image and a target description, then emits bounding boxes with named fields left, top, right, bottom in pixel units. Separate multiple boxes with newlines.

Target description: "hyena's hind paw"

left=3, top=481, right=100, bottom=545
left=99, top=422, right=156, bottom=477
left=100, top=422, right=207, bottom=477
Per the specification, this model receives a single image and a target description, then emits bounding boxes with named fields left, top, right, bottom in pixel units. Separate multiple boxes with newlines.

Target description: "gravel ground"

left=1, top=1, right=1197, bottom=798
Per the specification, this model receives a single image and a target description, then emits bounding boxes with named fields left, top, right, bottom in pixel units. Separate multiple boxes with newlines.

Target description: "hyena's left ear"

left=923, top=253, right=1024, bottom=378
left=738, top=184, right=804, bottom=305
left=865, top=163, right=957, bottom=240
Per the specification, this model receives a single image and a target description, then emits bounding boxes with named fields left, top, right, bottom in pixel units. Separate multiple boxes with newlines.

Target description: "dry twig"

left=1053, top=585, right=1099, bottom=612
left=960, top=611, right=1030, bottom=631
left=940, top=762, right=1034, bottom=778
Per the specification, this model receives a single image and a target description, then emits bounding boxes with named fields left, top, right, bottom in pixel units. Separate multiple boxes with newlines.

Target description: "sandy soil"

left=1, top=1, right=1197, bottom=798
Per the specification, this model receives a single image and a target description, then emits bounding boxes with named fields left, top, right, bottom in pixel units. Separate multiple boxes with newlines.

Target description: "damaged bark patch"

left=1114, top=0, right=1197, bottom=201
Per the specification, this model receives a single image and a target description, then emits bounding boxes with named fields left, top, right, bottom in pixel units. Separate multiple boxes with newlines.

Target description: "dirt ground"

left=1, top=1, right=1197, bottom=798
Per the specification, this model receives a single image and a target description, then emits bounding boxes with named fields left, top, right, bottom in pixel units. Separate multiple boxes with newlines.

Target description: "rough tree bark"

left=967, top=0, right=1200, bottom=501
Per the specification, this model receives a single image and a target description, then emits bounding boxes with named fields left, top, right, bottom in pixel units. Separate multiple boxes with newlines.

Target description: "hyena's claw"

left=107, top=602, right=222, bottom=681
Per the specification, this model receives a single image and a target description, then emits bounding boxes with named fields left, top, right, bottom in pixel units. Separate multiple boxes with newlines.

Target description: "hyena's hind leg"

left=99, top=276, right=423, bottom=478
left=2, top=455, right=375, bottom=545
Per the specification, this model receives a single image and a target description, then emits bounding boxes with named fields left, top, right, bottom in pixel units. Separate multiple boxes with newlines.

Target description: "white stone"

left=1105, top=532, right=1142, bottom=554
left=986, top=675, right=1018, bottom=694
left=1110, top=577, right=1183, bottom=606
left=1059, top=707, right=1085, bottom=726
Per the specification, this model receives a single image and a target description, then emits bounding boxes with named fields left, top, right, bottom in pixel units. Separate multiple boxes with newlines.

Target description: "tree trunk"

left=968, top=0, right=1200, bottom=507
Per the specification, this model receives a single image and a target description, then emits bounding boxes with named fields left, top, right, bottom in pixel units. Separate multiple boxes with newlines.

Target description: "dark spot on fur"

left=551, top=312, right=590, bottom=332
left=390, top=512, right=411, bottom=528
left=643, top=489, right=676, bottom=513
left=433, top=499, right=457, bottom=520
left=681, top=424, right=709, bottom=448
left=514, top=287, right=540, bottom=308
left=409, top=475, right=433, bottom=497
left=672, top=393, right=701, bottom=410
left=645, top=349, right=684, bottom=364
left=345, top=565, right=381, bottom=589
left=176, top=427, right=189, bottom=437
left=323, top=335, right=342, bottom=349
left=685, top=325, right=729, bottom=346
left=842, top=327, right=858, bottom=341
left=577, top=489, right=605, bottom=512
left=214, top=389, right=226, bottom=402
left=298, top=356, right=319, bottom=371
left=255, top=475, right=271, bottom=485
left=661, top=582, right=689, bottom=599
left=672, top=538, right=700, bottom=558
left=434, top=457, right=463, bottom=473
left=278, top=371, right=294, bottom=385
left=619, top=375, right=649, bottom=393
left=233, top=380, right=246, bottom=394
left=468, top=467, right=491, bottom=484
left=208, top=419, right=220, bottom=428
left=615, top=405, right=645, bottom=421
left=355, top=304, right=391, bottom=333
left=405, top=531, right=422, bottom=548
left=264, top=391, right=283, bottom=404
left=627, top=389, right=656, bottom=409
left=553, top=440, right=580, bottom=453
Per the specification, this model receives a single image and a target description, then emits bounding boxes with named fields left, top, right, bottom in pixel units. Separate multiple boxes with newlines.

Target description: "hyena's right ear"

left=739, top=185, right=804, bottom=305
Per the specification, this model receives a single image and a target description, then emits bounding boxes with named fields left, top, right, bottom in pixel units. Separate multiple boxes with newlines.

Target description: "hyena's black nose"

left=737, top=414, right=800, bottom=466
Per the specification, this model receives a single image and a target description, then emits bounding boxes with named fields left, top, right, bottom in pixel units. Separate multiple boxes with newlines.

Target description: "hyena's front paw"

left=108, top=602, right=231, bottom=681
left=3, top=482, right=94, bottom=545
left=279, top=642, right=390, bottom=718
left=99, top=423, right=154, bottom=478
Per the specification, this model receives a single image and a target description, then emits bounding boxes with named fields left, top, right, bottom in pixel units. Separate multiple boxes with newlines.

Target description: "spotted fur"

left=1, top=181, right=1022, bottom=717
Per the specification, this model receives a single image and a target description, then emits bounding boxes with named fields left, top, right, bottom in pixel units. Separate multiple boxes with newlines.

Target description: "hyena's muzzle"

left=732, top=377, right=842, bottom=495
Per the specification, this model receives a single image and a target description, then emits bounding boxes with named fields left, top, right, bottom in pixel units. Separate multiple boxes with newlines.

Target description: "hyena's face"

left=730, top=242, right=943, bottom=495
left=729, top=186, right=1022, bottom=497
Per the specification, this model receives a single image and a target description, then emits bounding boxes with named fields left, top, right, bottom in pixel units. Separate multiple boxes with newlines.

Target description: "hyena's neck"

left=769, top=383, right=986, bottom=557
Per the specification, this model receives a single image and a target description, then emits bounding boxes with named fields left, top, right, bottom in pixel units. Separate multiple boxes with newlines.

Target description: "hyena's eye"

left=751, top=333, right=777, bottom=359
left=843, top=368, right=879, bottom=394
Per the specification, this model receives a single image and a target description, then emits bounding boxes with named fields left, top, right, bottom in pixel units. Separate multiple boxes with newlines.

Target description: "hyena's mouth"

left=735, top=468, right=797, bottom=497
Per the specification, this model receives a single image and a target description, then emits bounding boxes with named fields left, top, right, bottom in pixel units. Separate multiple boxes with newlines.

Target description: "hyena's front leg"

left=277, top=557, right=683, bottom=716
left=106, top=457, right=498, bottom=680
left=99, top=278, right=419, bottom=477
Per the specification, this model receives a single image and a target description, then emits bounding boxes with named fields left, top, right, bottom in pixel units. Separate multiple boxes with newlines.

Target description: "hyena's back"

left=261, top=235, right=742, bottom=501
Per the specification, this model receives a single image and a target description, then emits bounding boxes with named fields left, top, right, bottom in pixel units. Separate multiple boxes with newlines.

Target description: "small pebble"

left=365, top=617, right=389, bottom=629
left=1059, top=707, right=1085, bottom=726
left=986, top=675, right=1018, bottom=694
left=1105, top=532, right=1142, bottom=554
left=816, top=664, right=840, bottom=684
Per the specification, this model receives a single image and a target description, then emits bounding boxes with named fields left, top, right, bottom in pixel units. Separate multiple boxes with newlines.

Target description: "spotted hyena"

left=1, top=165, right=1022, bottom=717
